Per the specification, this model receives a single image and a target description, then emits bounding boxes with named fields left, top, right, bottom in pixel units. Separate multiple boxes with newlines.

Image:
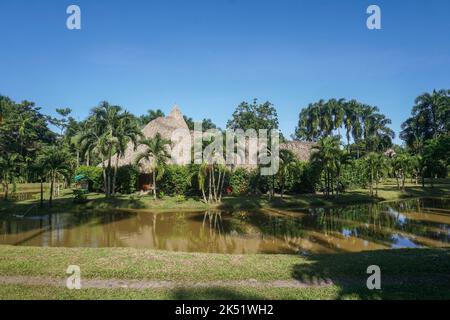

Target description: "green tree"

left=139, top=109, right=165, bottom=126
left=37, top=146, right=74, bottom=206
left=310, top=136, right=343, bottom=197
left=277, top=149, right=297, bottom=198
left=401, top=89, right=450, bottom=152
left=80, top=102, right=140, bottom=197
left=227, top=99, right=280, bottom=134
left=364, top=152, right=388, bottom=197
left=135, top=133, right=170, bottom=200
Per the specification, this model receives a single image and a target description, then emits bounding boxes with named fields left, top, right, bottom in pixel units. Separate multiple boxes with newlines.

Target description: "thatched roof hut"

left=109, top=105, right=188, bottom=172
left=279, top=141, right=315, bottom=162
left=107, top=105, right=313, bottom=172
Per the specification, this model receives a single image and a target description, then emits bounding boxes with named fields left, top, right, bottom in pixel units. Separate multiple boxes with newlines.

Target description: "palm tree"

left=0, top=153, right=21, bottom=201
left=364, top=152, right=387, bottom=197
left=139, top=109, right=165, bottom=126
left=79, top=102, right=140, bottom=197
left=344, top=100, right=358, bottom=151
left=135, top=133, right=170, bottom=200
left=311, top=136, right=343, bottom=197
left=111, top=112, right=141, bottom=196
left=38, top=146, right=73, bottom=206
left=278, top=149, right=297, bottom=198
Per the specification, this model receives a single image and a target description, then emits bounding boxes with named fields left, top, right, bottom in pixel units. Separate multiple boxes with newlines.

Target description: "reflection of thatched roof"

left=280, top=141, right=314, bottom=162
left=106, top=105, right=313, bottom=172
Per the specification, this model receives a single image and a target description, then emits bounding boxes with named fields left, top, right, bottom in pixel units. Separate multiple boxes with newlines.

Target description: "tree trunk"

left=40, top=177, right=44, bottom=208
left=107, top=150, right=112, bottom=197
left=112, top=155, right=119, bottom=196
left=49, top=173, right=54, bottom=206
left=101, top=156, right=108, bottom=197
left=208, top=170, right=212, bottom=203
left=218, top=170, right=226, bottom=202
left=201, top=187, right=207, bottom=203
left=212, top=167, right=217, bottom=202
left=3, top=183, right=8, bottom=201
left=153, top=170, right=157, bottom=200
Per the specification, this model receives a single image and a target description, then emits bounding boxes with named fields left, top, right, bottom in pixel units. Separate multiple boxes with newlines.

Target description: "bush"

left=249, top=169, right=270, bottom=194
left=174, top=194, right=186, bottom=202
left=74, top=166, right=103, bottom=192
left=340, top=159, right=369, bottom=189
left=160, top=165, right=193, bottom=196
left=116, top=165, right=139, bottom=194
left=230, top=168, right=250, bottom=195
left=72, top=189, right=88, bottom=203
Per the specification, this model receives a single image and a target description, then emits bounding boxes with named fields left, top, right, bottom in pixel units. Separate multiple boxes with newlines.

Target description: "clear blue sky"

left=0, top=0, right=449, bottom=142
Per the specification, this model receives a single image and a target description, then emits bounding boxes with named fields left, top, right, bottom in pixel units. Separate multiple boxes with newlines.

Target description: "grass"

left=1, top=180, right=450, bottom=299
left=1, top=179, right=450, bottom=215
left=0, top=246, right=449, bottom=299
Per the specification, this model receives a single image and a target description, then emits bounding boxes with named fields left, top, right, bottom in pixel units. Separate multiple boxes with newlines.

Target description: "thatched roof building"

left=108, top=105, right=313, bottom=172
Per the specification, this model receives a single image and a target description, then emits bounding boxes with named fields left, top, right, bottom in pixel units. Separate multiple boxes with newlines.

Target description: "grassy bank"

left=0, top=246, right=449, bottom=299
left=1, top=180, right=450, bottom=215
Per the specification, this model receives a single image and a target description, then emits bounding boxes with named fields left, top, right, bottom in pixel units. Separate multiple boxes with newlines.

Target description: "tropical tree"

left=391, top=151, right=413, bottom=190
left=401, top=89, right=450, bottom=152
left=277, top=149, right=297, bottom=198
left=295, top=98, right=394, bottom=157
left=310, top=136, right=343, bottom=197
left=139, top=109, right=165, bottom=126
left=135, top=133, right=170, bottom=200
left=37, top=146, right=73, bottom=206
left=227, top=99, right=282, bottom=140
left=364, top=152, right=388, bottom=197
left=0, top=153, right=22, bottom=200
left=79, top=102, right=140, bottom=197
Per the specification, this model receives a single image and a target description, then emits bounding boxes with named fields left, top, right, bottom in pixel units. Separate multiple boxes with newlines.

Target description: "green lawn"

left=1, top=179, right=450, bottom=215
left=1, top=180, right=450, bottom=299
left=0, top=246, right=449, bottom=300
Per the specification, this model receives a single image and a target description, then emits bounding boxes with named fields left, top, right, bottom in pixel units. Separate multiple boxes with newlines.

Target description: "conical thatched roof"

left=280, top=141, right=314, bottom=162
left=109, top=105, right=190, bottom=172
left=105, top=105, right=313, bottom=172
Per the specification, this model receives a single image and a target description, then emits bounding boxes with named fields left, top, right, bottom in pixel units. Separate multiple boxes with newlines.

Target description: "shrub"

left=72, top=189, right=88, bottom=203
left=230, top=168, right=250, bottom=195
left=160, top=165, right=193, bottom=196
left=174, top=194, right=186, bottom=202
left=74, top=166, right=103, bottom=192
left=249, top=169, right=270, bottom=194
left=340, top=159, right=369, bottom=189
left=289, top=161, right=318, bottom=194
left=115, top=165, right=139, bottom=194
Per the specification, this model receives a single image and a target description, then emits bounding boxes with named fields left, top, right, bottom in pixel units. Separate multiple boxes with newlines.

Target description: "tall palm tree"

left=79, top=102, right=140, bottom=197
left=139, top=109, right=165, bottom=126
left=278, top=149, right=297, bottom=198
left=111, top=112, right=141, bottom=196
left=38, top=146, right=73, bottom=206
left=311, top=136, right=342, bottom=197
left=364, top=152, right=387, bottom=197
left=135, top=133, right=170, bottom=200
left=343, top=100, right=358, bottom=151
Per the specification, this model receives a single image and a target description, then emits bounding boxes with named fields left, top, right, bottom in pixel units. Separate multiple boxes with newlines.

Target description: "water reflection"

left=0, top=198, right=449, bottom=254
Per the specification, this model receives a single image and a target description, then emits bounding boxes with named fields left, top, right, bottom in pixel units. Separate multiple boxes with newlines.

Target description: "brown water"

left=1, top=198, right=450, bottom=254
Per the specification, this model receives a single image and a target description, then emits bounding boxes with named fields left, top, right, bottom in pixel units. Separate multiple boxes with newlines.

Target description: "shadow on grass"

left=170, top=287, right=264, bottom=300
left=291, top=248, right=450, bottom=300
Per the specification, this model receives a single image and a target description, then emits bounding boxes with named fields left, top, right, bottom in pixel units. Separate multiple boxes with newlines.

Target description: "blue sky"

left=0, top=0, right=449, bottom=142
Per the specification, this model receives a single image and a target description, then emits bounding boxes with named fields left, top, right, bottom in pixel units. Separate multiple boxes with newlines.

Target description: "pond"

left=1, top=198, right=450, bottom=254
